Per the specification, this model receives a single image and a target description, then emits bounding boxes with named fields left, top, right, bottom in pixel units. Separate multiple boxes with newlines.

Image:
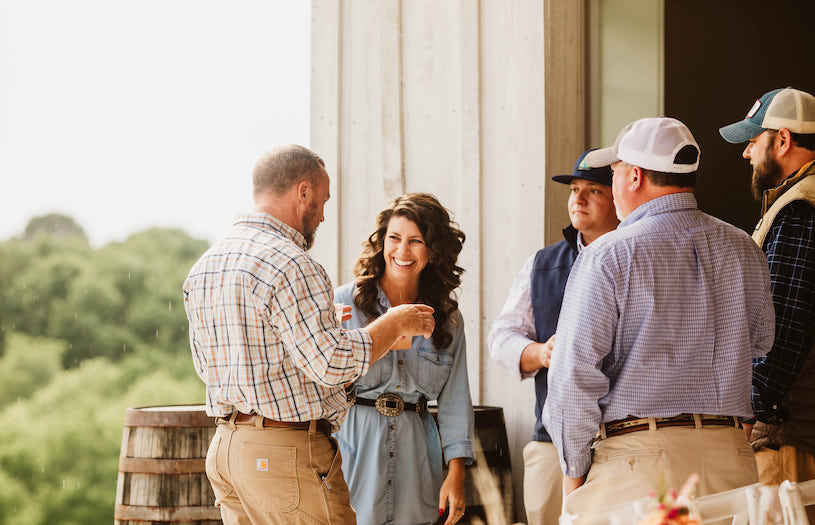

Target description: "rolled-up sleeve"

left=270, top=255, right=372, bottom=387
left=437, top=313, right=476, bottom=464
left=488, top=254, right=538, bottom=381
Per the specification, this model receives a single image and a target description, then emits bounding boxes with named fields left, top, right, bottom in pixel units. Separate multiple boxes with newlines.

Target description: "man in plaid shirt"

left=183, top=144, right=435, bottom=525
left=721, top=87, right=815, bottom=521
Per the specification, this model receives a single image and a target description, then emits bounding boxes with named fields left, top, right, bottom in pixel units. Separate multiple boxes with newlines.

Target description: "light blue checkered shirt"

left=542, top=192, right=775, bottom=478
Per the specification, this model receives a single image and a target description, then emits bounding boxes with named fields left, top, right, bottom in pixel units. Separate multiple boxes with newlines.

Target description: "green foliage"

left=0, top=216, right=212, bottom=525
left=0, top=239, right=37, bottom=353
left=0, top=237, right=91, bottom=354
left=0, top=349, right=204, bottom=525
left=0, top=222, right=209, bottom=366
left=0, top=333, right=65, bottom=407
left=23, top=213, right=88, bottom=242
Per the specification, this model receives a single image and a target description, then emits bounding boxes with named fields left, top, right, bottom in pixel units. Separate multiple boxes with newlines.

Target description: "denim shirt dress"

left=333, top=281, right=475, bottom=525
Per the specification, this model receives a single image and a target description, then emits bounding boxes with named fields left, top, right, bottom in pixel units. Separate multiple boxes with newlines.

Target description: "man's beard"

left=751, top=146, right=784, bottom=200
left=303, top=227, right=317, bottom=251
left=301, top=205, right=320, bottom=250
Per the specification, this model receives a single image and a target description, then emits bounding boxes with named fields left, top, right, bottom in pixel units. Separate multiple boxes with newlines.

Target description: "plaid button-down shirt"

left=183, top=212, right=371, bottom=429
left=754, top=197, right=815, bottom=424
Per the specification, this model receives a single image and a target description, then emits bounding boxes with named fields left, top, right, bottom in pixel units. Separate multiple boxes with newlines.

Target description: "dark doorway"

left=664, top=1, right=815, bottom=233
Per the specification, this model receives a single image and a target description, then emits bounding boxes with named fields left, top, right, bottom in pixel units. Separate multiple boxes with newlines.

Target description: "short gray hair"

left=252, top=144, right=325, bottom=197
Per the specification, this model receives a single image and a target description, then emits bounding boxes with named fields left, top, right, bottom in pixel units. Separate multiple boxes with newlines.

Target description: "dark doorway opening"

left=664, top=1, right=815, bottom=233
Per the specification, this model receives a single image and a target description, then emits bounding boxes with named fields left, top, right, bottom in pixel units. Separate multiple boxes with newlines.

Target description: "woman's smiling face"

left=383, top=215, right=429, bottom=283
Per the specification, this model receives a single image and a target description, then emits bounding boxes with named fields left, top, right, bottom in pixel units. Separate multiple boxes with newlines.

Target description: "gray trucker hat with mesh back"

left=719, top=87, right=815, bottom=144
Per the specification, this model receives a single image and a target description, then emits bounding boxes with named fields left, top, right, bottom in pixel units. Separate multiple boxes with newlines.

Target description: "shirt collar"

left=619, top=192, right=698, bottom=228
left=576, top=231, right=587, bottom=252
left=234, top=212, right=308, bottom=250
left=376, top=283, right=392, bottom=310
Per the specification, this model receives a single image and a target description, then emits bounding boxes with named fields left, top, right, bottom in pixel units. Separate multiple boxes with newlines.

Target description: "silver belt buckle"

left=375, top=392, right=404, bottom=417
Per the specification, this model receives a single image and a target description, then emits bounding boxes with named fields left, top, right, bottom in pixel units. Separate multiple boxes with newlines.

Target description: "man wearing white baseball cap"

left=720, top=87, right=815, bottom=518
left=542, top=117, right=775, bottom=516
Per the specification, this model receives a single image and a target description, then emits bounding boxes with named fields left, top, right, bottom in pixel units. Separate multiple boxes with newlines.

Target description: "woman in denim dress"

left=334, top=193, right=475, bottom=525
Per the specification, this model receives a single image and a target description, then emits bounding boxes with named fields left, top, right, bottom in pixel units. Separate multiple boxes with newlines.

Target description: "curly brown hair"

left=353, top=193, right=465, bottom=349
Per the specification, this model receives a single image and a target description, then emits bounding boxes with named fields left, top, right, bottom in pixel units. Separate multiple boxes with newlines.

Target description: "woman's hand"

left=438, top=457, right=466, bottom=524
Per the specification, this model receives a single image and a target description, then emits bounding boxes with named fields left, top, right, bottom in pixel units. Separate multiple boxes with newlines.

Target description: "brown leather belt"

left=597, top=414, right=742, bottom=441
left=222, top=413, right=332, bottom=435
left=355, top=393, right=428, bottom=418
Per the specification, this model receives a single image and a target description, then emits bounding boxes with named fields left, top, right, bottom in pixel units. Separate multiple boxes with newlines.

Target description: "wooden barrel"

left=431, top=405, right=515, bottom=524
left=114, top=405, right=222, bottom=524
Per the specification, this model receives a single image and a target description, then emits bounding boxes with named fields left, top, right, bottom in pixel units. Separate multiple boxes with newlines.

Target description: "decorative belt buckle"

left=375, top=392, right=404, bottom=417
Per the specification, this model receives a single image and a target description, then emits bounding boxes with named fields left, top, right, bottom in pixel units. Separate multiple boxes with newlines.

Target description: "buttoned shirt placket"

left=385, top=350, right=409, bottom=524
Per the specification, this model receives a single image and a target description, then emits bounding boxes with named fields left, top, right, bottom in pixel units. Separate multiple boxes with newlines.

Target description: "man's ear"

left=296, top=179, right=311, bottom=204
left=776, top=128, right=793, bottom=156
left=630, top=165, right=644, bottom=190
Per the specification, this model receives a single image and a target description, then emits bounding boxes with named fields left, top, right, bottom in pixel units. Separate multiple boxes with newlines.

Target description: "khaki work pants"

left=523, top=440, right=564, bottom=525
left=565, top=425, right=757, bottom=521
left=206, top=415, right=355, bottom=525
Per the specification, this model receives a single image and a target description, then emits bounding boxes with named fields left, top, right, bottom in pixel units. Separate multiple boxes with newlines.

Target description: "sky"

left=0, top=0, right=310, bottom=247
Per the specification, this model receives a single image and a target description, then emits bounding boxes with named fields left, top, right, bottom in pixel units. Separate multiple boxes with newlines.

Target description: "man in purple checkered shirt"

left=542, top=118, right=775, bottom=517
left=721, top=87, right=815, bottom=522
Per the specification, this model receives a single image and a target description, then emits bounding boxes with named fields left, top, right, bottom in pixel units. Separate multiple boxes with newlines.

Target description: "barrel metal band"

left=118, top=456, right=206, bottom=474
left=114, top=504, right=222, bottom=521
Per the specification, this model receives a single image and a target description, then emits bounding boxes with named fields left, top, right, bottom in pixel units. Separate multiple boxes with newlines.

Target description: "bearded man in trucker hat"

left=541, top=117, right=775, bottom=516
left=720, top=88, right=815, bottom=517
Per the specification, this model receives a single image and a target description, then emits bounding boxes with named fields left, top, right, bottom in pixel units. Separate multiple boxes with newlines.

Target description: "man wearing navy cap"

left=720, top=87, right=815, bottom=515
left=488, top=150, right=619, bottom=525
left=543, top=117, right=775, bottom=516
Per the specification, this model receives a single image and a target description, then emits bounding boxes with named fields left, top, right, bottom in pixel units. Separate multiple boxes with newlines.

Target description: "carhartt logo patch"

left=747, top=99, right=761, bottom=118
left=257, top=458, right=269, bottom=472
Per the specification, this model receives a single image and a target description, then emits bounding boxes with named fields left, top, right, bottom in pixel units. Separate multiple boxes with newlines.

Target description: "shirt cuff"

left=443, top=441, right=476, bottom=466
left=564, top=454, right=592, bottom=479
left=496, top=333, right=537, bottom=381
left=755, top=406, right=790, bottom=425
left=344, top=328, right=373, bottom=379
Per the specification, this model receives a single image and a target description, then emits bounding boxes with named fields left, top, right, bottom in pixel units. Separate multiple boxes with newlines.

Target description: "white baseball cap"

left=585, top=117, right=700, bottom=174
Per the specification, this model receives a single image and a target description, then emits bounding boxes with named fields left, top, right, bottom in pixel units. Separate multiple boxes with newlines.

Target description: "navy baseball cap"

left=551, top=149, right=613, bottom=186
left=719, top=87, right=815, bottom=144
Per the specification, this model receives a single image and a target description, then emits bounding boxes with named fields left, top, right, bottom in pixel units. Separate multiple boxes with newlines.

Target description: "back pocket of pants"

left=236, top=442, right=299, bottom=513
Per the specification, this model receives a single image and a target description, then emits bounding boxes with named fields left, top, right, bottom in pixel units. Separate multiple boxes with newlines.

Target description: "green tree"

left=0, top=216, right=213, bottom=524
left=102, top=228, right=208, bottom=355
left=49, top=268, right=136, bottom=367
left=0, top=333, right=65, bottom=407
left=0, top=223, right=208, bottom=366
left=23, top=213, right=88, bottom=242
left=0, top=347, right=203, bottom=525
left=4, top=247, right=90, bottom=339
